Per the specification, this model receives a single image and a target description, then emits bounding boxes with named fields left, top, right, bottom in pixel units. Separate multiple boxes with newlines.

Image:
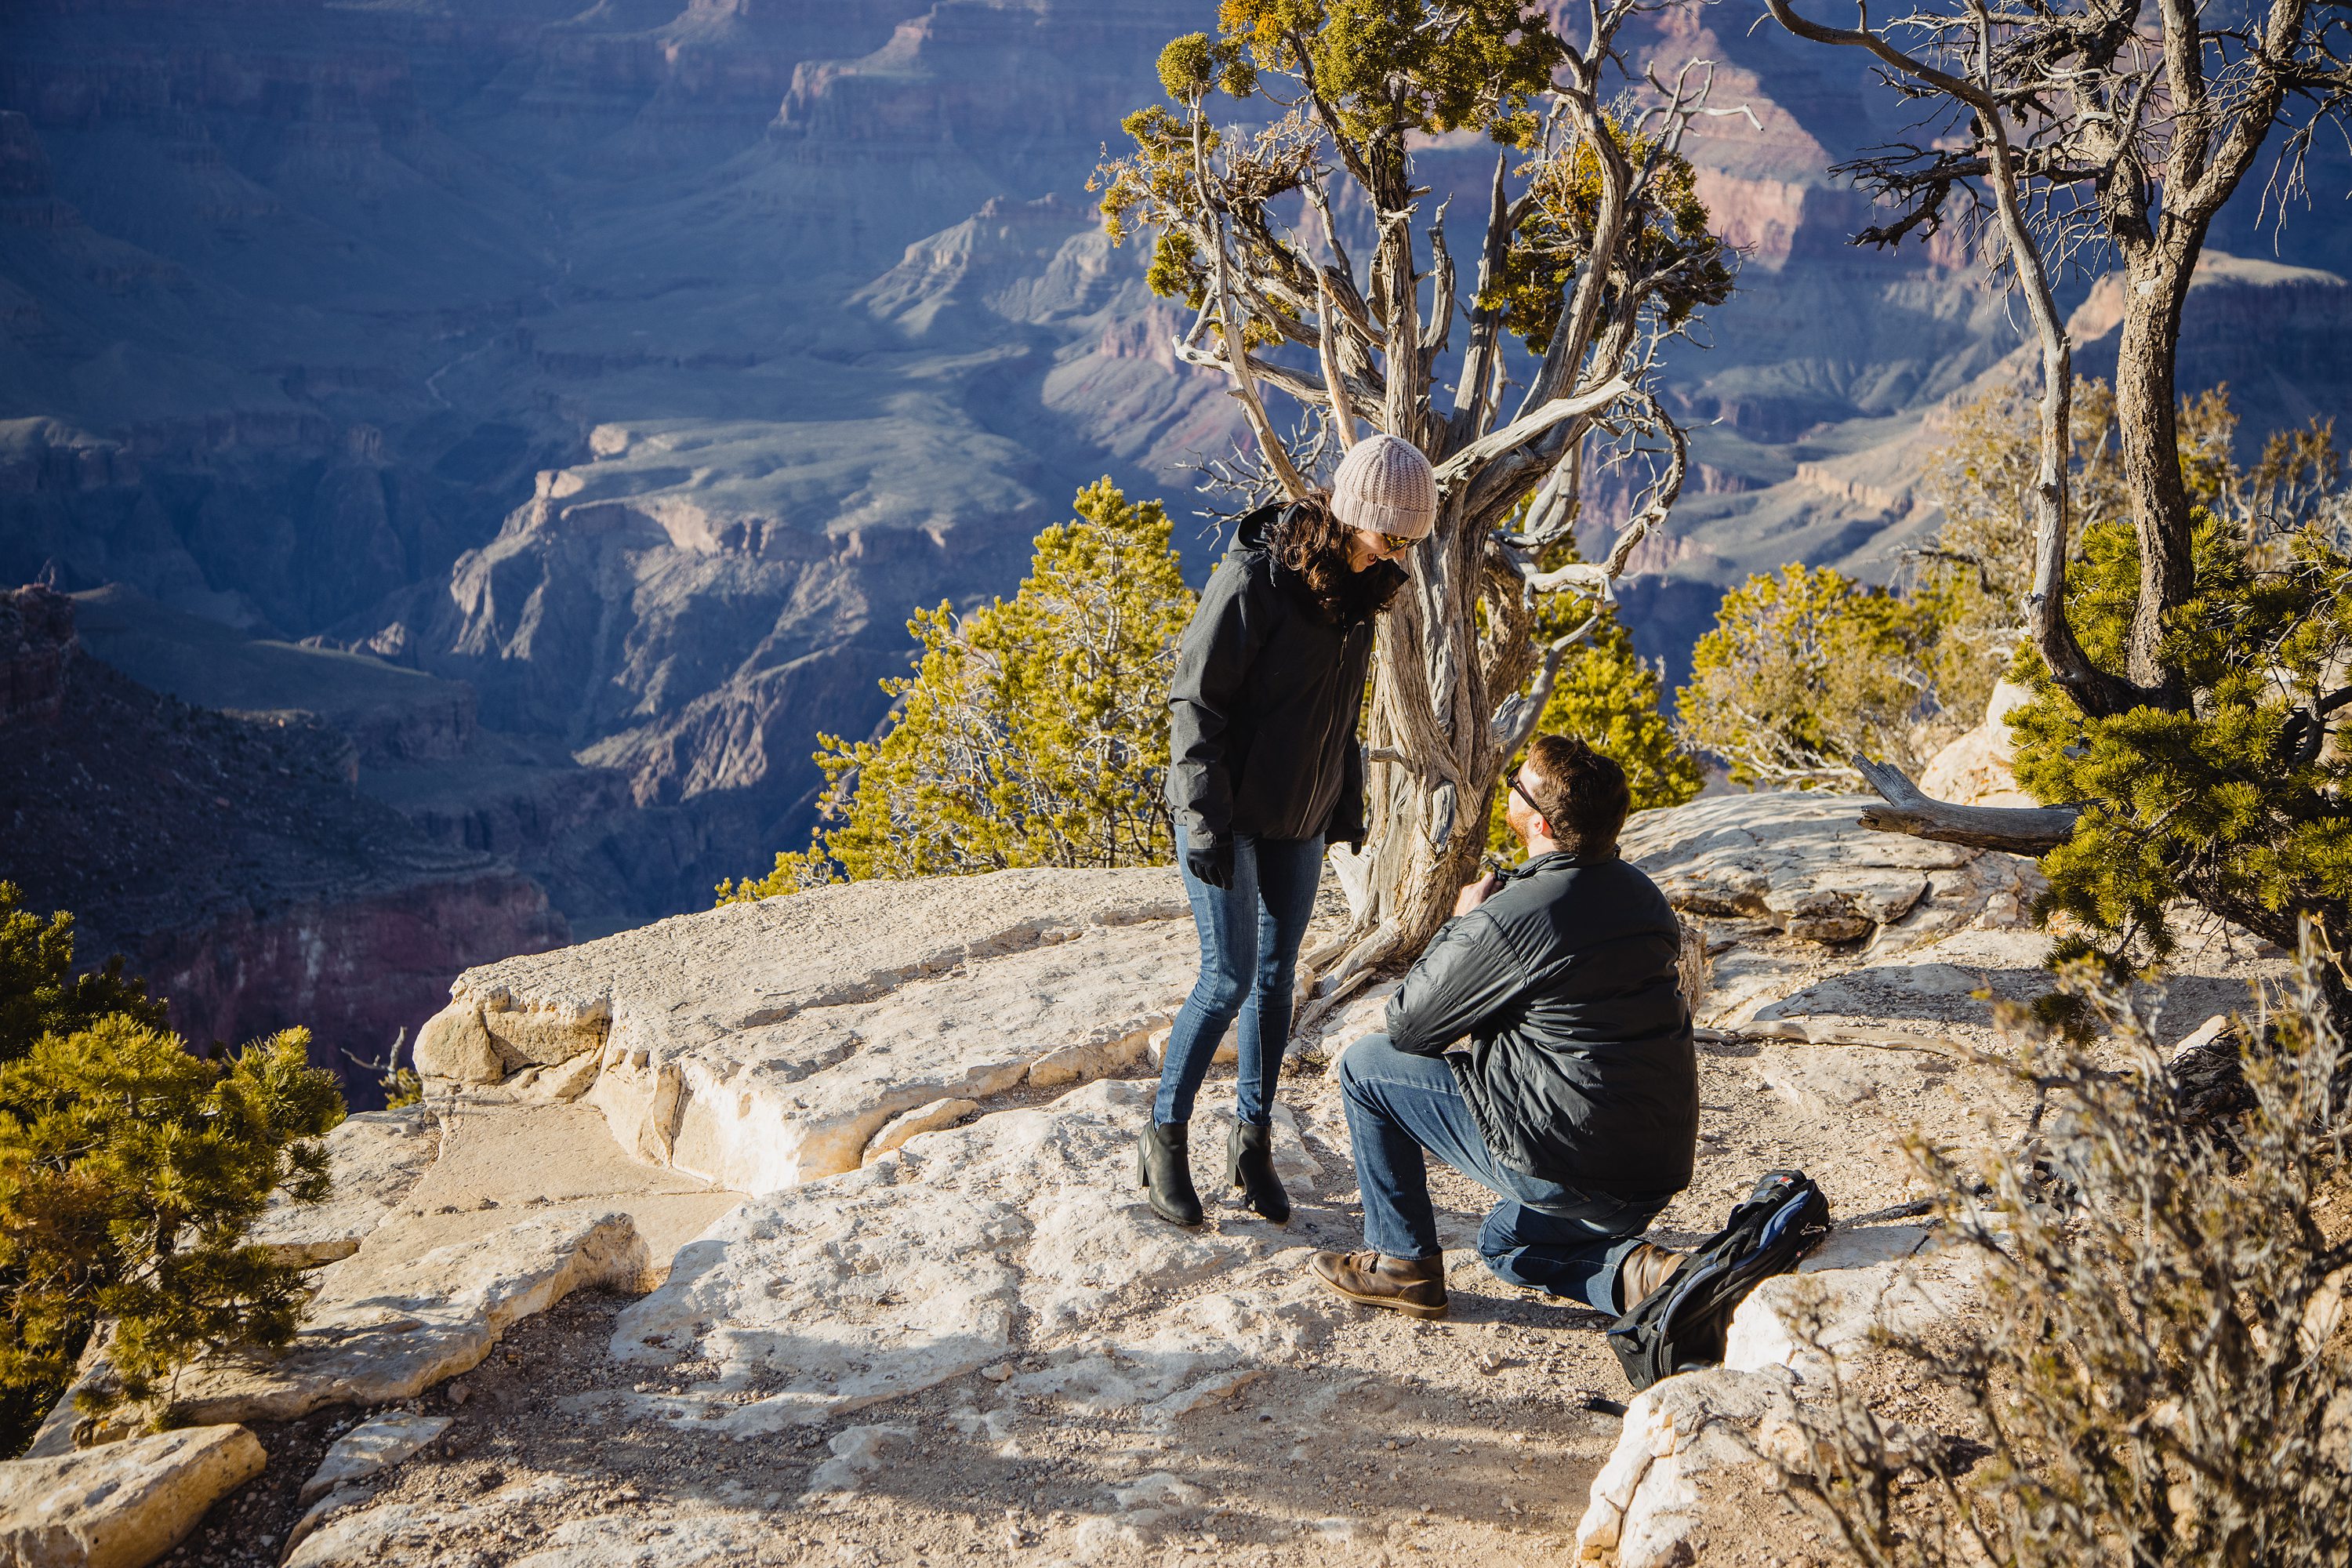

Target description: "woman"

left=1142, top=433, right=1439, bottom=1227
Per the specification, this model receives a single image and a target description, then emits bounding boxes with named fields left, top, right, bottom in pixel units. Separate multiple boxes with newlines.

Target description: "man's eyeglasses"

left=1509, top=776, right=1546, bottom=822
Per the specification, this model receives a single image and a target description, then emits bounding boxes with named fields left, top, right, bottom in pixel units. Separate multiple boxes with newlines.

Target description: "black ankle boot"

left=1227, top=1118, right=1291, bottom=1225
left=1136, top=1121, right=1203, bottom=1226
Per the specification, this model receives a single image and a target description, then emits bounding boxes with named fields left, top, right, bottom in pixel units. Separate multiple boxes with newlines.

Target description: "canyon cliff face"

left=0, top=586, right=566, bottom=1098
left=2, top=0, right=2348, bottom=928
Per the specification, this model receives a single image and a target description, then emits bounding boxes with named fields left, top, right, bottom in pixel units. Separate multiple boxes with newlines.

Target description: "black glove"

left=1185, top=834, right=1234, bottom=890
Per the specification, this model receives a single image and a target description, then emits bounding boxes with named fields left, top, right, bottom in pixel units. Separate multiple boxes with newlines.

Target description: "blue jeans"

left=1337, top=1033, right=1668, bottom=1313
left=1155, top=828, right=1326, bottom=1125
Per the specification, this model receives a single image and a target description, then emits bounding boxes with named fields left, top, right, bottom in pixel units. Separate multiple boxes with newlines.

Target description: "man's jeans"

left=1337, top=1033, right=1668, bottom=1313
left=1155, top=828, right=1325, bottom=1126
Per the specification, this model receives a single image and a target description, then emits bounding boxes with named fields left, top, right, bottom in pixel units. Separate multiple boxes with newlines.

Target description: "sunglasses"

left=1510, top=776, right=1547, bottom=821
left=1377, top=532, right=1417, bottom=555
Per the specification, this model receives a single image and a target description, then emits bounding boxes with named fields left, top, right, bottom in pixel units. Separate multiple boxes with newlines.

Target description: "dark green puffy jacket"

left=1164, top=503, right=1404, bottom=849
left=1385, top=849, right=1697, bottom=1198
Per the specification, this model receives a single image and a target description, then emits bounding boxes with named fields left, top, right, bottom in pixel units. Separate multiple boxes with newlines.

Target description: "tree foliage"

left=2010, top=509, right=2352, bottom=987
left=1678, top=564, right=1944, bottom=787
left=719, top=481, right=1196, bottom=899
left=1092, top=0, right=1740, bottom=993
left=0, top=884, right=343, bottom=1453
left=0, top=888, right=167, bottom=1065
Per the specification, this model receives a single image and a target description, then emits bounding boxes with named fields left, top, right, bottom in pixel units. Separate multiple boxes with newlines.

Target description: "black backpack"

left=1606, top=1168, right=1831, bottom=1392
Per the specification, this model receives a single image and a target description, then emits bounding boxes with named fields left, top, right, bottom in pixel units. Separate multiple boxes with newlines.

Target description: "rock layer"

left=0, top=1424, right=265, bottom=1568
left=421, top=866, right=1201, bottom=1191
left=0, top=597, right=564, bottom=1093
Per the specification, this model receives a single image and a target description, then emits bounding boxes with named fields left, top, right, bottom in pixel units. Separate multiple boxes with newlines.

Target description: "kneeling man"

left=1311, top=733, right=1695, bottom=1320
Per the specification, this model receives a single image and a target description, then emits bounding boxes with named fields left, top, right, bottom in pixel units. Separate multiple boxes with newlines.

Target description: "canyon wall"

left=0, top=586, right=565, bottom=1098
left=2, top=0, right=2348, bottom=933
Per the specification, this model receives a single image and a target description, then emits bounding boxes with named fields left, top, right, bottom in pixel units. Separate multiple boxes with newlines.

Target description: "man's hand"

left=1451, top=872, right=1499, bottom=917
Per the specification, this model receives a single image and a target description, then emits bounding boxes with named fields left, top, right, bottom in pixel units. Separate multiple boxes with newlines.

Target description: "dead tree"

left=1762, top=0, right=2352, bottom=844
left=1098, top=2, right=1743, bottom=1000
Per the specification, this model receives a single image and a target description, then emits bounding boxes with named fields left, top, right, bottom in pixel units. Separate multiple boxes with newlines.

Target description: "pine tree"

left=719, top=480, right=1197, bottom=898
left=2009, top=510, right=2352, bottom=1009
left=0, top=884, right=344, bottom=1451
left=0, top=887, right=167, bottom=1064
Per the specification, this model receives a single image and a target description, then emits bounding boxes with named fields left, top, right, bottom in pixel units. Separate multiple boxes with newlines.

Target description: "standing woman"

left=1142, top=434, right=1439, bottom=1226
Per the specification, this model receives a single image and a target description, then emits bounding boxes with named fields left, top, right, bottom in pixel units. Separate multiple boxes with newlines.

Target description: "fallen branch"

left=1850, top=754, right=2080, bottom=856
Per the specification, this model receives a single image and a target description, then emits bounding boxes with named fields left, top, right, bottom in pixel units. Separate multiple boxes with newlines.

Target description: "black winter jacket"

left=1165, top=504, right=1406, bottom=848
left=1385, top=850, right=1697, bottom=1197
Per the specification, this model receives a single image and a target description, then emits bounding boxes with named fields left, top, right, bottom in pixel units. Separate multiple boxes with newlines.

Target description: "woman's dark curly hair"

left=1272, top=494, right=1405, bottom=623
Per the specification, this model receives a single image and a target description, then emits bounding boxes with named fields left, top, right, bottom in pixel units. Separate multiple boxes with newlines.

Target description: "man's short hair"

left=1522, top=733, right=1632, bottom=858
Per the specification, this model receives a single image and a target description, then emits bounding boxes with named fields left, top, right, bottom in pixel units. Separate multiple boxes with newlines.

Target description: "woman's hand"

left=1185, top=835, right=1235, bottom=890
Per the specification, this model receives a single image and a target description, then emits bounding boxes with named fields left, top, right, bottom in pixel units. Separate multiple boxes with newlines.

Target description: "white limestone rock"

left=284, top=1476, right=571, bottom=1568
left=412, top=1003, right=501, bottom=1084
left=1574, top=1367, right=1795, bottom=1568
left=803, top=1425, right=914, bottom=1495
left=481, top=1001, right=610, bottom=1069
left=861, top=1097, right=978, bottom=1163
left=169, top=1210, right=652, bottom=1425
left=246, top=1105, right=441, bottom=1269
left=442, top=866, right=1199, bottom=1190
left=298, top=1411, right=452, bottom=1505
left=1743, top=926, right=2053, bottom=1044
left=583, top=1080, right=1324, bottom=1436
left=1918, top=678, right=2036, bottom=808
left=0, top=1424, right=265, bottom=1568
left=1723, top=1240, right=1980, bottom=1382
left=1624, top=791, right=2035, bottom=953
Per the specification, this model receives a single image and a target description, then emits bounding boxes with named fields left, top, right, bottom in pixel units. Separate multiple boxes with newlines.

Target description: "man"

left=1308, top=733, right=1696, bottom=1320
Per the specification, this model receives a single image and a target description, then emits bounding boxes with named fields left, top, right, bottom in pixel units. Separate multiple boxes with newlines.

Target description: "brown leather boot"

left=1614, top=1240, right=1686, bottom=1313
left=1308, top=1250, right=1449, bottom=1319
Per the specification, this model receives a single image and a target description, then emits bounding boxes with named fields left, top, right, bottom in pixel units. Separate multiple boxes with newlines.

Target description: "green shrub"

left=0, top=884, right=343, bottom=1452
left=720, top=479, right=1197, bottom=899
left=1676, top=564, right=1944, bottom=786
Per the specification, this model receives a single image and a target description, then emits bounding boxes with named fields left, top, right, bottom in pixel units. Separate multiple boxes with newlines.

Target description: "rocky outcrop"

left=419, top=866, right=1203, bottom=1191
left=0, top=1425, right=265, bottom=1568
left=1623, top=789, right=2040, bottom=947
left=171, top=1209, right=653, bottom=1428
left=1574, top=1225, right=1983, bottom=1567
left=117, top=805, right=2298, bottom=1566
left=141, top=1090, right=731, bottom=1442
left=0, top=581, right=72, bottom=724
left=603, top=1078, right=1320, bottom=1435
left=0, top=594, right=564, bottom=1096
left=245, top=1105, right=443, bottom=1270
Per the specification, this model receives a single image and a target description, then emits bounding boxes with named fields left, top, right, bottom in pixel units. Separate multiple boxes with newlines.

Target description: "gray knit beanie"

left=1328, top=433, right=1439, bottom=539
